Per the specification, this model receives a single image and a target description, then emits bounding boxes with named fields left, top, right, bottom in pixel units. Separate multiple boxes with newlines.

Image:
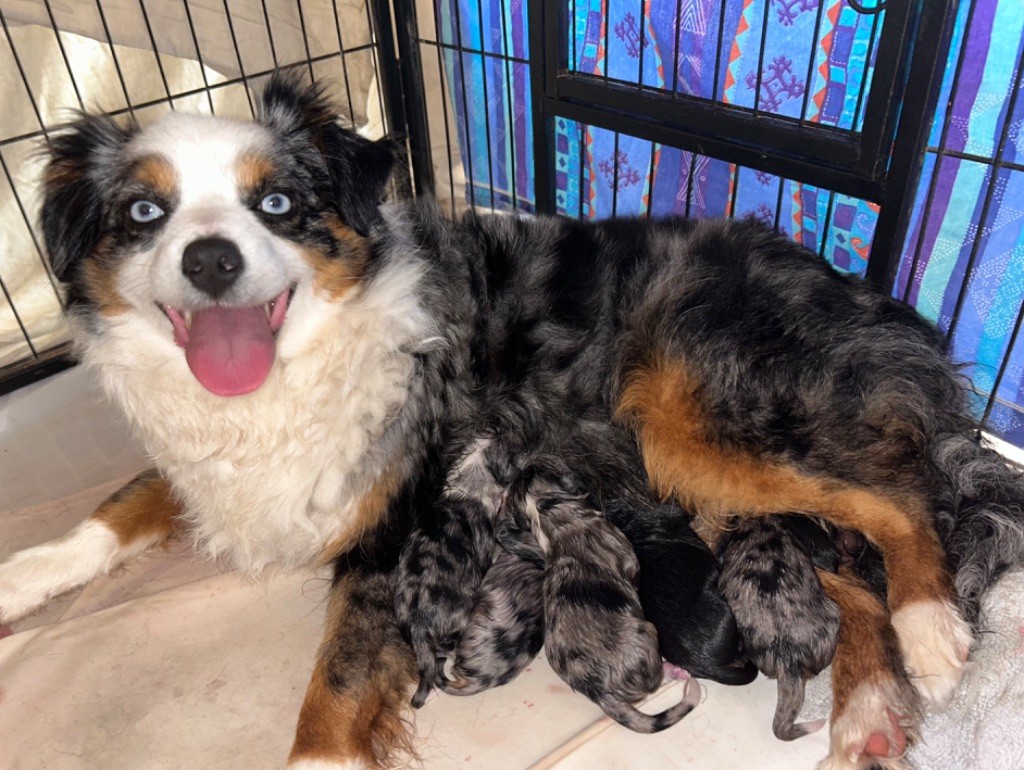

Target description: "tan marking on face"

left=615, top=356, right=952, bottom=609
left=235, top=152, right=276, bottom=193
left=80, top=241, right=131, bottom=317
left=131, top=154, right=178, bottom=201
left=94, top=469, right=179, bottom=547
left=302, top=216, right=370, bottom=300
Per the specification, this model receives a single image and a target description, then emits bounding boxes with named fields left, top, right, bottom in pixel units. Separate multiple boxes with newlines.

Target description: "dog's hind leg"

left=0, top=468, right=178, bottom=625
left=619, top=361, right=973, bottom=706
left=288, top=569, right=416, bottom=770
left=817, top=569, right=919, bottom=770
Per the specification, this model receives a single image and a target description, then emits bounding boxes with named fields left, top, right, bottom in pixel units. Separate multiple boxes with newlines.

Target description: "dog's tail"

left=595, top=678, right=700, bottom=734
left=771, top=674, right=824, bottom=741
left=933, top=432, right=1024, bottom=626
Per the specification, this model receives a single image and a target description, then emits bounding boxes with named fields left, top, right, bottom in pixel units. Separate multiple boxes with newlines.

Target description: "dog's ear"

left=42, top=115, right=133, bottom=281
left=258, top=72, right=399, bottom=237
left=320, top=125, right=400, bottom=238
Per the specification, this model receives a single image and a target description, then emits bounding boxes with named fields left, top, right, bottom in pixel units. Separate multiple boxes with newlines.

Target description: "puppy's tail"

left=596, top=678, right=700, bottom=734
left=410, top=643, right=446, bottom=708
left=771, top=674, right=824, bottom=741
left=410, top=666, right=435, bottom=708
left=933, top=433, right=1024, bottom=626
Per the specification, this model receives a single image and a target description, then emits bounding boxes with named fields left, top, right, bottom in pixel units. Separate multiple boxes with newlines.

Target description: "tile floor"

left=0, top=366, right=148, bottom=513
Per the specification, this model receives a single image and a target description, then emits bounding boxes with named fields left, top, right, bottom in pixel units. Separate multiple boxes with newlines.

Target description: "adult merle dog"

left=2, top=74, right=1022, bottom=770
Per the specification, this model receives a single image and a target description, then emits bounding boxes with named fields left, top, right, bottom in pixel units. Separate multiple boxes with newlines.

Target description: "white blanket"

left=801, top=570, right=1024, bottom=769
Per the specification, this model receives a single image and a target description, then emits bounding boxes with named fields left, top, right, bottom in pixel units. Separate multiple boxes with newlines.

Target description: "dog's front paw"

left=0, top=522, right=118, bottom=624
left=890, top=599, right=972, bottom=706
left=287, top=759, right=373, bottom=770
left=0, top=550, right=55, bottom=625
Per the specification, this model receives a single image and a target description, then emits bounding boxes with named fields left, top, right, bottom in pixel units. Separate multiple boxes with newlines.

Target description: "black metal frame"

left=376, top=0, right=1024, bottom=439
left=525, top=0, right=957, bottom=292
left=0, top=0, right=411, bottom=395
left=0, top=0, right=961, bottom=394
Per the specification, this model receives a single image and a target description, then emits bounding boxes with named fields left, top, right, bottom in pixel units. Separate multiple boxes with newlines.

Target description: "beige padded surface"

left=0, top=480, right=830, bottom=769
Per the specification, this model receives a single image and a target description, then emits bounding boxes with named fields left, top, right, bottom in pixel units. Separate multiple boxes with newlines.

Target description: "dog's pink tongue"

left=185, top=306, right=275, bottom=396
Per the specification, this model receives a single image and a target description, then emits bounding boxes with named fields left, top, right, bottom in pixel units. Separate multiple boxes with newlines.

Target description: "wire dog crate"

left=0, top=0, right=404, bottom=393
left=5, top=0, right=1024, bottom=449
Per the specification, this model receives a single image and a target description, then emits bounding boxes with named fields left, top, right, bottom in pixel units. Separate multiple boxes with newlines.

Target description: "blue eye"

left=260, top=193, right=292, bottom=215
left=129, top=200, right=165, bottom=223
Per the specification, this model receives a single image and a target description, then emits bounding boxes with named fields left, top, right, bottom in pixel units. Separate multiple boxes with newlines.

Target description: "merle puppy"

left=437, top=545, right=545, bottom=696
left=605, top=500, right=757, bottom=686
left=718, top=515, right=842, bottom=741
left=395, top=437, right=511, bottom=707
left=506, top=467, right=699, bottom=733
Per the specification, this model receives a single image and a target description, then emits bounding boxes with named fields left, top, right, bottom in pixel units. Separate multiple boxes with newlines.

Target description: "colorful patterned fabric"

left=436, top=0, right=534, bottom=210
left=436, top=0, right=1024, bottom=444
left=897, top=0, right=1024, bottom=443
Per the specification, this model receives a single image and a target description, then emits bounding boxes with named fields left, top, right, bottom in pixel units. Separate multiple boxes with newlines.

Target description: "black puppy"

left=606, top=501, right=757, bottom=686
left=718, top=515, right=841, bottom=740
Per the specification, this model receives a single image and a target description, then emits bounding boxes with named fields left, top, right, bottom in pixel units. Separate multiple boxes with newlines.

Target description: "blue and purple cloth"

left=435, top=0, right=1024, bottom=444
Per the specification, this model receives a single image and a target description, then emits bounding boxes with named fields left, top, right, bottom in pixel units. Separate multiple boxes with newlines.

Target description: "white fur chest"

left=77, top=263, right=433, bottom=573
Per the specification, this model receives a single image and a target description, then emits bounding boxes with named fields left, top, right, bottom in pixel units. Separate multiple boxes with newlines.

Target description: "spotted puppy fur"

left=718, top=515, right=842, bottom=741
left=395, top=437, right=512, bottom=707
left=438, top=545, right=545, bottom=696
left=507, top=468, right=699, bottom=733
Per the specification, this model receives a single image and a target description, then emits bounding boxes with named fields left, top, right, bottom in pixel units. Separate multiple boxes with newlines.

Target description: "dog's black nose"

left=182, top=237, right=244, bottom=297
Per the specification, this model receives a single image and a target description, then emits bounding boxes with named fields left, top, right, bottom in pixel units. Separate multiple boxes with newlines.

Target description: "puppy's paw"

left=890, top=598, right=972, bottom=706
left=662, top=662, right=691, bottom=682
left=821, top=680, right=916, bottom=770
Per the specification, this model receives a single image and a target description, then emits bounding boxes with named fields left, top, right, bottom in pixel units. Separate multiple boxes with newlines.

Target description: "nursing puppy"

left=396, top=495, right=495, bottom=708
left=3, top=75, right=1021, bottom=769
left=718, top=515, right=844, bottom=741
left=507, top=468, right=700, bottom=733
left=437, top=545, right=545, bottom=696
left=395, top=438, right=509, bottom=707
left=605, top=500, right=757, bottom=686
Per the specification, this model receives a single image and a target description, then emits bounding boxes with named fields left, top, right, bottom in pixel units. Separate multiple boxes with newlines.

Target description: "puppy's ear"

left=258, top=72, right=399, bottom=237
left=42, top=115, right=133, bottom=281
left=495, top=516, right=546, bottom=567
